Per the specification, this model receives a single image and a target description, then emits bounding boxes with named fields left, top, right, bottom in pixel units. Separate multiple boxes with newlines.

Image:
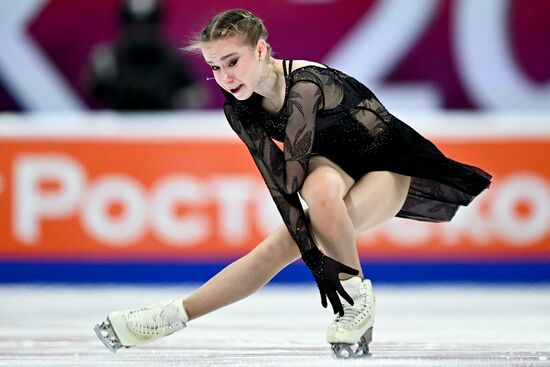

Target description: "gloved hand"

left=302, top=247, right=360, bottom=316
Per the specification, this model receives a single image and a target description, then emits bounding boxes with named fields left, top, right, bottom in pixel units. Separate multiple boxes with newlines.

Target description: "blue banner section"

left=1, top=261, right=550, bottom=284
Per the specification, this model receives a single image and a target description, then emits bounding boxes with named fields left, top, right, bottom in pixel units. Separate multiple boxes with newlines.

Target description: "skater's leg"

left=301, top=156, right=410, bottom=279
left=95, top=223, right=300, bottom=352
left=303, top=162, right=410, bottom=359
left=183, top=223, right=300, bottom=320
left=302, top=156, right=411, bottom=359
left=300, top=156, right=358, bottom=278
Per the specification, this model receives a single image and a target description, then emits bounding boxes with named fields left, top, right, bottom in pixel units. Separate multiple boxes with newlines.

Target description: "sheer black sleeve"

left=282, top=81, right=323, bottom=194
left=223, top=80, right=323, bottom=255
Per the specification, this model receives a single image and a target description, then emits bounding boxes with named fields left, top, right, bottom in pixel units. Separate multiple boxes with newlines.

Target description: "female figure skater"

left=95, top=9, right=491, bottom=358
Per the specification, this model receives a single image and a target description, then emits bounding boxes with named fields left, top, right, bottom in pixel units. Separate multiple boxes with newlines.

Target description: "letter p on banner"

left=14, top=154, right=85, bottom=244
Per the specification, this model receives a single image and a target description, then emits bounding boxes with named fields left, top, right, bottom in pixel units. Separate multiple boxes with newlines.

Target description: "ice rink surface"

left=1, top=283, right=550, bottom=367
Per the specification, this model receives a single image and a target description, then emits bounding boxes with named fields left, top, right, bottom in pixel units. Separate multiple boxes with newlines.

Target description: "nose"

left=221, top=68, right=233, bottom=84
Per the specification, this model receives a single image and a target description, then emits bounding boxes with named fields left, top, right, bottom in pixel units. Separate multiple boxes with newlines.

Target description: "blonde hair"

left=184, top=9, right=271, bottom=57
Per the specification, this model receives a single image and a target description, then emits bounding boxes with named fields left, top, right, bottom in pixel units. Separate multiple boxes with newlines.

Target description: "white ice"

left=1, top=283, right=550, bottom=366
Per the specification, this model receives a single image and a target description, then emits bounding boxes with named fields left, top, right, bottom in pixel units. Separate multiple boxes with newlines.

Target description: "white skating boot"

left=326, top=277, right=375, bottom=358
left=94, top=299, right=188, bottom=353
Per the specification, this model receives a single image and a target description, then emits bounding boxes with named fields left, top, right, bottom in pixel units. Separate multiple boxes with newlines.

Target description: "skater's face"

left=202, top=33, right=266, bottom=100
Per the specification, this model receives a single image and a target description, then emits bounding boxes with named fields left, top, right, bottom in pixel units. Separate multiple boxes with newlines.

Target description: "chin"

left=235, top=91, right=253, bottom=100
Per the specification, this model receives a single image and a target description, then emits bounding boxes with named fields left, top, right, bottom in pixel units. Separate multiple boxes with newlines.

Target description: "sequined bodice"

left=257, top=64, right=393, bottom=158
left=259, top=106, right=288, bottom=142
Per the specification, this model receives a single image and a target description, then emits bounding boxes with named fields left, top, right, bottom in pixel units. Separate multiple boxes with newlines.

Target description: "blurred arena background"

left=0, top=0, right=549, bottom=285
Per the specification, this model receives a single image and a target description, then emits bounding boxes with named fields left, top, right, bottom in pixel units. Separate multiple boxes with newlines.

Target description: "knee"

left=300, top=167, right=344, bottom=210
left=253, top=225, right=300, bottom=265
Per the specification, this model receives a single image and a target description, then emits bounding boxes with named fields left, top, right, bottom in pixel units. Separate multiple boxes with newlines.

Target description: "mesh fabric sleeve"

left=223, top=81, right=323, bottom=255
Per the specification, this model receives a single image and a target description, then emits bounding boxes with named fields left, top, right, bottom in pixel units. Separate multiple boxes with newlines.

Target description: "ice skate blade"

left=330, top=327, right=373, bottom=359
left=331, top=342, right=370, bottom=359
left=94, top=319, right=128, bottom=353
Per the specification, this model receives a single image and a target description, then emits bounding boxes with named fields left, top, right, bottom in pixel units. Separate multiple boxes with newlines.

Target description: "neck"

left=255, top=58, right=284, bottom=102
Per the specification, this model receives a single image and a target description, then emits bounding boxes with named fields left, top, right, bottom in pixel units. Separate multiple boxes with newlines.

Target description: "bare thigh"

left=345, top=171, right=411, bottom=234
left=305, top=155, right=411, bottom=234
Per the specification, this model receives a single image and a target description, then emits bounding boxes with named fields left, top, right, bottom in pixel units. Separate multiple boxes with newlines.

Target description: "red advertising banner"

left=1, top=113, right=549, bottom=262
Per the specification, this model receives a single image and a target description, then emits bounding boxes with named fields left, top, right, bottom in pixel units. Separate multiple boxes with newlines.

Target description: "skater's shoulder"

left=288, top=60, right=327, bottom=72
left=285, top=59, right=328, bottom=79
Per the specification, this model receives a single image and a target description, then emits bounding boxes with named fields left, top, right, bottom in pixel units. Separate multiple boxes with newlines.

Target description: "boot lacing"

left=336, top=290, right=371, bottom=327
left=126, top=301, right=184, bottom=338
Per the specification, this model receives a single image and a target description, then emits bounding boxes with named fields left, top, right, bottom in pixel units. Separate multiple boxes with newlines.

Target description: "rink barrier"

left=1, top=261, right=550, bottom=284
left=1, top=112, right=549, bottom=282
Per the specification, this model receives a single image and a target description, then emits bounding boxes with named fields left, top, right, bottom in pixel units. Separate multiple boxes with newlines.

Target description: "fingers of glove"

left=323, top=261, right=357, bottom=306
left=318, top=287, right=328, bottom=308
left=327, top=289, right=344, bottom=316
left=324, top=256, right=359, bottom=277
left=337, top=262, right=360, bottom=277
left=336, top=282, right=355, bottom=306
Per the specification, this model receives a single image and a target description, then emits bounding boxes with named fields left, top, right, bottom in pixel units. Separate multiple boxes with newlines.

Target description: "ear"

left=256, top=39, right=267, bottom=60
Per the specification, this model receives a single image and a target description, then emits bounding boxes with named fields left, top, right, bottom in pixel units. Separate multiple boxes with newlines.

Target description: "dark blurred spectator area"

left=86, top=0, right=208, bottom=110
left=1, top=0, right=548, bottom=112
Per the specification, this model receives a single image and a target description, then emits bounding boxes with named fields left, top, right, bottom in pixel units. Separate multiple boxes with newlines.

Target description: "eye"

left=228, top=58, right=238, bottom=67
left=210, top=65, right=220, bottom=71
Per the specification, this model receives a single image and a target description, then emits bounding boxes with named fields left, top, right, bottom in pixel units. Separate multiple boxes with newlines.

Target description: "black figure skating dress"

left=223, top=60, right=491, bottom=256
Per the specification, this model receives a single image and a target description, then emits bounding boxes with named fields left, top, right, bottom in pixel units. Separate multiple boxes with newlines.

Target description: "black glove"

left=302, top=247, right=360, bottom=316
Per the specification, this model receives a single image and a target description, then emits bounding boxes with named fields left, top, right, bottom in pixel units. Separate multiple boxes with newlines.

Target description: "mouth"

left=230, top=84, right=243, bottom=94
